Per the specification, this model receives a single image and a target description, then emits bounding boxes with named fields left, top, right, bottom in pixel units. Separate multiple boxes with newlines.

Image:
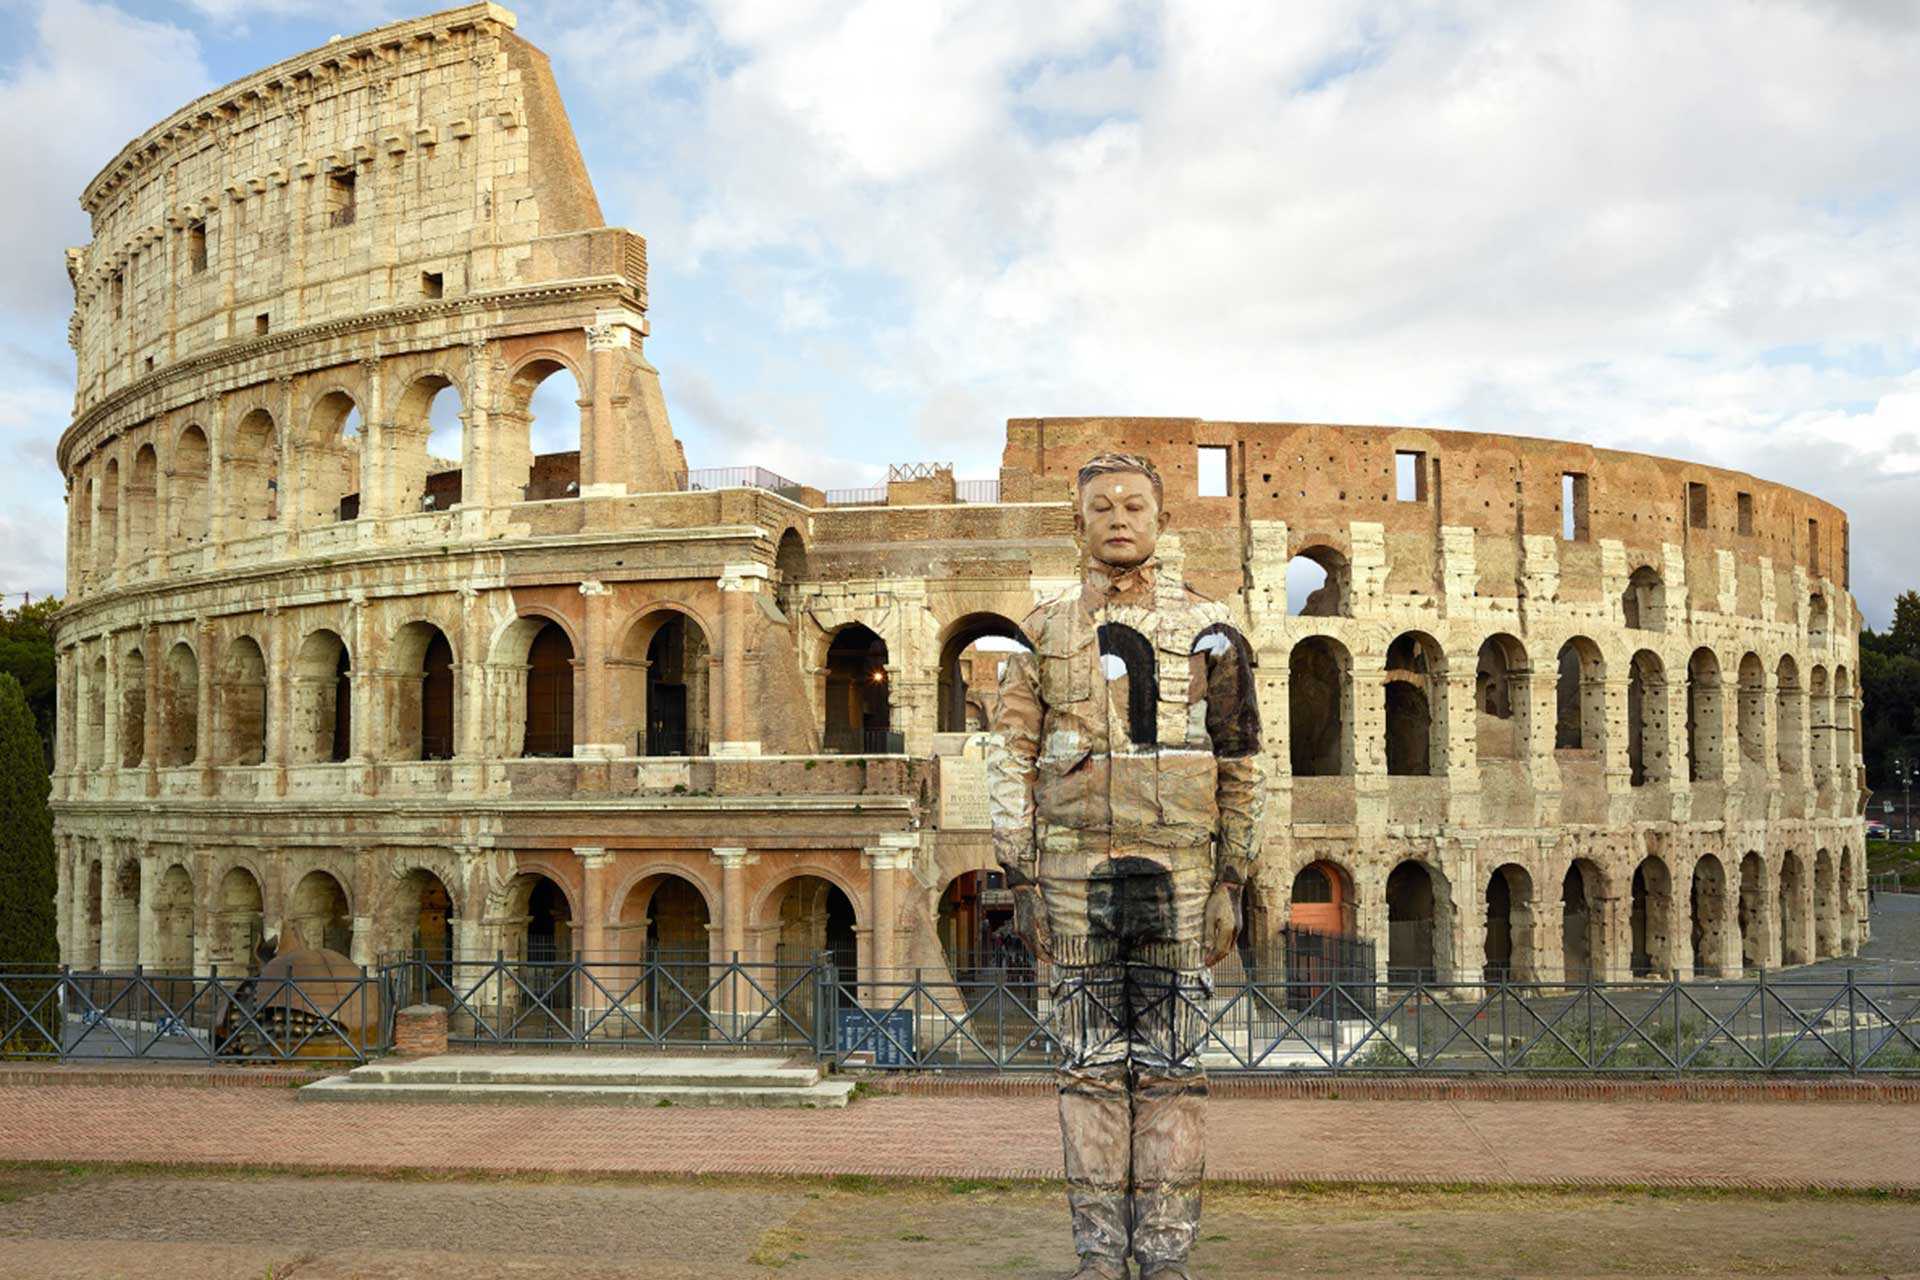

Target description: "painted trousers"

left=1043, top=854, right=1211, bottom=1272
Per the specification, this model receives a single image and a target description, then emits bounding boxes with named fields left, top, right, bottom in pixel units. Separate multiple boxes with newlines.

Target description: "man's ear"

left=1157, top=505, right=1171, bottom=532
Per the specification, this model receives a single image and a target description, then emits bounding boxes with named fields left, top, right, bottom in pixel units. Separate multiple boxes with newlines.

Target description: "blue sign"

left=836, top=1006, right=914, bottom=1066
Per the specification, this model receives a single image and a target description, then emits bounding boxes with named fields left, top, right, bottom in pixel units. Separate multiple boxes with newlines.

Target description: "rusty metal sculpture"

left=216, top=931, right=382, bottom=1061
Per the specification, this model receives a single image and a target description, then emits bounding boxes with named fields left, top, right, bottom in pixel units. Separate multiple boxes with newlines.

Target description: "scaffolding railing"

left=676, top=467, right=807, bottom=499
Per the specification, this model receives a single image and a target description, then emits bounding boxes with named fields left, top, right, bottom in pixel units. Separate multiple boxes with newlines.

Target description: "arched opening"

left=1553, top=637, right=1605, bottom=751
left=617, top=873, right=713, bottom=1032
left=394, top=374, right=466, bottom=513
left=1737, top=653, right=1766, bottom=770
left=107, top=860, right=140, bottom=968
left=82, top=859, right=103, bottom=968
left=159, top=642, right=198, bottom=766
left=288, top=869, right=352, bottom=955
left=1809, top=666, right=1834, bottom=793
left=1288, top=860, right=1354, bottom=937
left=495, top=871, right=575, bottom=1023
left=213, top=867, right=264, bottom=971
left=1483, top=863, right=1535, bottom=981
left=824, top=624, right=891, bottom=753
left=1775, top=656, right=1804, bottom=779
left=774, top=528, right=809, bottom=614
left=229, top=408, right=279, bottom=537
left=1834, top=667, right=1855, bottom=792
left=218, top=636, right=268, bottom=765
left=96, top=457, right=119, bottom=574
left=937, top=614, right=1023, bottom=733
left=1384, top=631, right=1444, bottom=776
left=1286, top=546, right=1350, bottom=617
left=1738, top=852, right=1769, bottom=971
left=499, top=359, right=585, bottom=504
left=386, top=867, right=455, bottom=964
left=644, top=614, right=711, bottom=756
left=1289, top=636, right=1351, bottom=775
left=151, top=864, right=195, bottom=974
left=1686, top=648, right=1724, bottom=783
left=1475, top=634, right=1529, bottom=761
left=292, top=630, right=352, bottom=763
left=1838, top=846, right=1858, bottom=952
left=1627, top=649, right=1667, bottom=787
left=127, top=443, right=158, bottom=561
left=295, top=391, right=362, bottom=526
left=1561, top=859, right=1607, bottom=982
left=72, top=471, right=93, bottom=586
left=1630, top=856, right=1674, bottom=978
left=1814, top=849, right=1837, bottom=959
left=523, top=622, right=576, bottom=758
left=388, top=622, right=455, bottom=761
left=1807, top=593, right=1830, bottom=648
left=504, top=872, right=573, bottom=963
left=1385, top=860, right=1449, bottom=983
left=1778, top=852, right=1807, bottom=966
left=86, top=655, right=106, bottom=770
left=171, top=425, right=211, bottom=546
left=119, top=647, right=146, bottom=768
left=939, top=870, right=1023, bottom=978
left=773, top=874, right=858, bottom=973
left=1690, top=855, right=1729, bottom=978
left=1622, top=564, right=1664, bottom=631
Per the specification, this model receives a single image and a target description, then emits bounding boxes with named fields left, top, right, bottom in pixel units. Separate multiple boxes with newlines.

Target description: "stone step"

left=345, top=1053, right=823, bottom=1090
left=297, top=1075, right=856, bottom=1108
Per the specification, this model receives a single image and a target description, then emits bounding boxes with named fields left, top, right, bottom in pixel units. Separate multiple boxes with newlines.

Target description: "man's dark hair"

left=1076, top=452, right=1164, bottom=506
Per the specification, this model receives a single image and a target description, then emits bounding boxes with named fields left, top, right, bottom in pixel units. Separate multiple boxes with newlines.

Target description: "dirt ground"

left=0, top=1165, right=1914, bottom=1279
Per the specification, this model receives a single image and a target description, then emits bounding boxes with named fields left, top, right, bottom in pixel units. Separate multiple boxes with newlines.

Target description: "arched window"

left=1627, top=650, right=1667, bottom=787
left=1622, top=565, right=1664, bottom=631
left=824, top=625, right=891, bottom=753
left=1736, top=653, right=1766, bottom=769
left=524, top=623, right=576, bottom=758
left=937, top=614, right=1023, bottom=733
left=1286, top=547, right=1350, bottom=617
left=388, top=622, right=456, bottom=760
left=295, top=391, right=362, bottom=527
left=127, top=444, right=158, bottom=562
left=393, top=374, right=465, bottom=514
left=292, top=630, right=352, bottom=763
left=86, top=654, right=106, bottom=770
left=230, top=409, right=280, bottom=537
left=160, top=642, right=199, bottom=766
left=171, top=425, right=211, bottom=546
left=1475, top=634, right=1529, bottom=762
left=1686, top=648, right=1723, bottom=783
left=1384, top=631, right=1444, bottom=777
left=1807, top=593, right=1830, bottom=649
left=119, top=647, right=146, bottom=768
left=96, top=457, right=120, bottom=574
left=645, top=615, right=709, bottom=756
left=498, top=359, right=586, bottom=505
left=1289, top=636, right=1351, bottom=776
left=1775, top=655, right=1804, bottom=777
left=219, top=637, right=268, bottom=765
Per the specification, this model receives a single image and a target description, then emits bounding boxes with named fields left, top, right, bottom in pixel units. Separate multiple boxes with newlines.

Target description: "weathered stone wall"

left=49, top=7, right=1866, bottom=996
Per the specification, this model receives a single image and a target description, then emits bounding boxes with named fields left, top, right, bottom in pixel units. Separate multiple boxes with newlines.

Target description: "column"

left=349, top=847, right=376, bottom=969
left=576, top=581, right=619, bottom=757
left=348, top=597, right=373, bottom=764
left=574, top=847, right=613, bottom=1026
left=713, top=563, right=768, bottom=756
left=52, top=834, right=71, bottom=966
left=136, top=849, right=160, bottom=969
left=711, top=846, right=759, bottom=1030
left=194, top=620, right=216, bottom=792
left=452, top=845, right=489, bottom=962
left=456, top=587, right=489, bottom=760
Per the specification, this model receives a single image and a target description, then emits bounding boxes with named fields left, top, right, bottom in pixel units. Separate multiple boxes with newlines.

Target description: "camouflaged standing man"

left=988, top=453, right=1266, bottom=1280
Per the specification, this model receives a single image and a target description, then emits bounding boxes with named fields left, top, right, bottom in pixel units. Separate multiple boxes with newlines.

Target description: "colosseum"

left=51, top=3, right=1867, bottom=1001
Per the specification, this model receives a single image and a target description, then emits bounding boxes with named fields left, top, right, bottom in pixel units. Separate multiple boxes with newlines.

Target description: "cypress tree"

left=0, top=673, right=56, bottom=967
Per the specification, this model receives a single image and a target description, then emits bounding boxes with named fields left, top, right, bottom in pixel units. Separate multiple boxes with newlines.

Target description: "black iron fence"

left=5, top=959, right=1917, bottom=1074
left=822, top=726, right=907, bottom=755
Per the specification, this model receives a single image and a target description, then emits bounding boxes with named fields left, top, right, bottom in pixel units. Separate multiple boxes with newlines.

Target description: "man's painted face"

left=1077, top=470, right=1164, bottom=569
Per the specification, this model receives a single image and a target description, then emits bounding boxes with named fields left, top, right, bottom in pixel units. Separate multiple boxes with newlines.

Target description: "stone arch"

left=170, top=424, right=211, bottom=546
left=1483, top=862, right=1536, bottom=982
left=1630, top=854, right=1675, bottom=978
left=524, top=621, right=576, bottom=758
left=119, top=644, right=146, bottom=768
left=774, top=526, right=809, bottom=603
left=497, top=869, right=576, bottom=964
left=1775, top=654, right=1804, bottom=779
left=1289, top=635, right=1351, bottom=776
left=293, top=388, right=363, bottom=527
left=937, top=867, right=1023, bottom=977
left=1807, top=592, right=1830, bottom=649
left=1286, top=544, right=1350, bottom=617
left=1737, top=851, right=1770, bottom=971
left=229, top=407, right=279, bottom=536
left=616, top=869, right=714, bottom=958
left=86, top=653, right=106, bottom=770
left=1553, top=636, right=1606, bottom=751
left=937, top=612, right=1024, bottom=733
left=1686, top=647, right=1724, bottom=783
left=1809, top=664, right=1834, bottom=793
left=159, top=641, right=199, bottom=766
left=1689, top=854, right=1730, bottom=978
left=95, top=456, right=119, bottom=574
left=392, top=370, right=467, bottom=513
left=72, top=468, right=93, bottom=587
left=381, top=865, right=457, bottom=961
left=1778, top=851, right=1808, bottom=966
left=499, top=353, right=588, bottom=504
left=1736, top=652, right=1766, bottom=769
left=150, top=863, right=195, bottom=974
left=762, top=870, right=860, bottom=971
left=1813, top=848, right=1837, bottom=959
left=1475, top=633, right=1530, bottom=762
left=217, top=635, right=269, bottom=765
left=127, top=443, right=158, bottom=561
left=1627, top=649, right=1668, bottom=787
left=292, top=629, right=352, bottom=763
left=616, top=605, right=714, bottom=757
left=1287, top=858, right=1356, bottom=937
left=80, top=857, right=103, bottom=968
left=1384, top=858, right=1452, bottom=983
left=106, top=857, right=141, bottom=968
left=1384, top=631, right=1445, bottom=776
left=823, top=623, right=891, bottom=753
left=1833, top=665, right=1855, bottom=790
left=1560, top=857, right=1609, bottom=982
left=1622, top=564, right=1665, bottom=631
left=486, top=613, right=580, bottom=759
left=387, top=620, right=457, bottom=761
left=287, top=868, right=352, bottom=955
left=213, top=864, right=265, bottom=971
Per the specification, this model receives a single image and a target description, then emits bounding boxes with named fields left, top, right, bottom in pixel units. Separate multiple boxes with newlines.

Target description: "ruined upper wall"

left=67, top=3, right=605, bottom=416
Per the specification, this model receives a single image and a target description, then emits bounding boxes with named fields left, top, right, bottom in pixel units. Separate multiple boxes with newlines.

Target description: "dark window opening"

left=421, top=631, right=454, bottom=760
left=523, top=622, right=575, bottom=758
left=1808, top=517, right=1820, bottom=574
left=111, top=272, right=124, bottom=320
left=421, top=271, right=444, bottom=299
left=188, top=220, right=208, bottom=274
left=1737, top=491, right=1753, bottom=535
left=1687, top=482, right=1708, bottom=529
left=254, top=313, right=270, bottom=336
left=327, top=169, right=357, bottom=227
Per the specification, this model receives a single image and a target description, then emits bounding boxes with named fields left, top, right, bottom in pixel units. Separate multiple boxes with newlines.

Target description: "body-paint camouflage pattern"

left=986, top=557, right=1266, bottom=1275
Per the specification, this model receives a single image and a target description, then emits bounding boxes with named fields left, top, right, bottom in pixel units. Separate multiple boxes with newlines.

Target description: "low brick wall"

left=391, top=1005, right=448, bottom=1058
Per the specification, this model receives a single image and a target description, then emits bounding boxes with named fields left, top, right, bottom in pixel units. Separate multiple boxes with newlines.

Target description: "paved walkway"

left=1, top=1082, right=1915, bottom=1191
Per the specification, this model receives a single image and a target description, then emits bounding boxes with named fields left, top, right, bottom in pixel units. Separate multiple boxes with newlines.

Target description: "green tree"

left=0, top=598, right=59, bottom=765
left=0, top=673, right=56, bottom=967
left=1888, top=590, right=1920, bottom=661
left=1863, top=590, right=1920, bottom=792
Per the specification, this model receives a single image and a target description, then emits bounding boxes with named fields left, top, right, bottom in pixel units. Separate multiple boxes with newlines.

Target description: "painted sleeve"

left=987, top=648, right=1042, bottom=882
left=1201, top=623, right=1266, bottom=883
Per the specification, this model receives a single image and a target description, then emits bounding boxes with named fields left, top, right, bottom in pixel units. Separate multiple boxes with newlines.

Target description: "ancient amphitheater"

left=51, top=3, right=1866, bottom=995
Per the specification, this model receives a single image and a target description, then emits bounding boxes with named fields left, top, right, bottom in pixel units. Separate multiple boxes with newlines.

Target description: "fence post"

left=1847, top=968, right=1857, bottom=1074
left=1758, top=965, right=1768, bottom=1071
left=815, top=951, right=837, bottom=1062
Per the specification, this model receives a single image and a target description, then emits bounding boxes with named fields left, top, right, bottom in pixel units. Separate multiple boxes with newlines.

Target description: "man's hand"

left=1012, top=884, right=1052, bottom=963
left=1202, top=880, right=1242, bottom=968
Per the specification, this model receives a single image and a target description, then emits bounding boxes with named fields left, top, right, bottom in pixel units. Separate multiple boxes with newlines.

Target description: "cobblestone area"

left=1, top=1084, right=1915, bottom=1192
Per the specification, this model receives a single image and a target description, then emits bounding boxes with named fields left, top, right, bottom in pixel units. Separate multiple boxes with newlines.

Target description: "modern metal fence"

left=5, top=960, right=1916, bottom=1074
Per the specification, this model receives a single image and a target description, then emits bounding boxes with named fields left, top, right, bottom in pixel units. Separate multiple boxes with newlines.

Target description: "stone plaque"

left=938, top=753, right=991, bottom=830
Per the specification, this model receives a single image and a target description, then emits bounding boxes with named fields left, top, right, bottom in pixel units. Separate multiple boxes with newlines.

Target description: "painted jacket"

left=987, top=557, right=1266, bottom=883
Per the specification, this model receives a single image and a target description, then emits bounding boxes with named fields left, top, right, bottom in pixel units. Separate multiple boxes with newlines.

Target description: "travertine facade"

left=52, top=6, right=1866, bottom=990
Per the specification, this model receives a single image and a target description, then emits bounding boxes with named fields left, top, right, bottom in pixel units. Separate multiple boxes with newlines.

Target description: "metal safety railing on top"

left=676, top=467, right=808, bottom=501
left=6, top=959, right=1917, bottom=1074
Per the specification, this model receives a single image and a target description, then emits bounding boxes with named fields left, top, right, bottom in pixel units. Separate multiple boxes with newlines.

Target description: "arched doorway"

left=1289, top=637, right=1351, bottom=775
left=1814, top=849, right=1837, bottom=959
left=937, top=615, right=1023, bottom=733
left=170, top=425, right=211, bottom=546
left=119, top=646, right=146, bottom=768
left=288, top=870, right=352, bottom=956
left=387, top=868, right=455, bottom=963
left=1778, top=852, right=1807, bottom=966
left=617, top=874, right=714, bottom=1034
left=1483, top=863, right=1535, bottom=982
left=151, top=865, right=195, bottom=974
left=213, top=867, right=264, bottom=972
left=292, top=631, right=352, bottom=763
left=823, top=625, right=891, bottom=753
left=1385, top=860, right=1448, bottom=983
left=645, top=614, right=711, bottom=757
left=160, top=642, right=199, bottom=766
left=499, top=871, right=575, bottom=1025
left=219, top=637, right=268, bottom=765
left=938, top=869, right=1020, bottom=978
left=1630, top=856, right=1674, bottom=978
left=1561, top=859, right=1607, bottom=982
left=523, top=622, right=575, bottom=757
left=1288, top=861, right=1351, bottom=936
left=1690, top=855, right=1728, bottom=978
left=1737, top=852, right=1769, bottom=971
left=1384, top=632, right=1444, bottom=776
left=388, top=622, right=455, bottom=761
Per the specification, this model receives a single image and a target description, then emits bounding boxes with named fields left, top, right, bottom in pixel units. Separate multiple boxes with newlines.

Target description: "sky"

left=1, top=0, right=1916, bottom=626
